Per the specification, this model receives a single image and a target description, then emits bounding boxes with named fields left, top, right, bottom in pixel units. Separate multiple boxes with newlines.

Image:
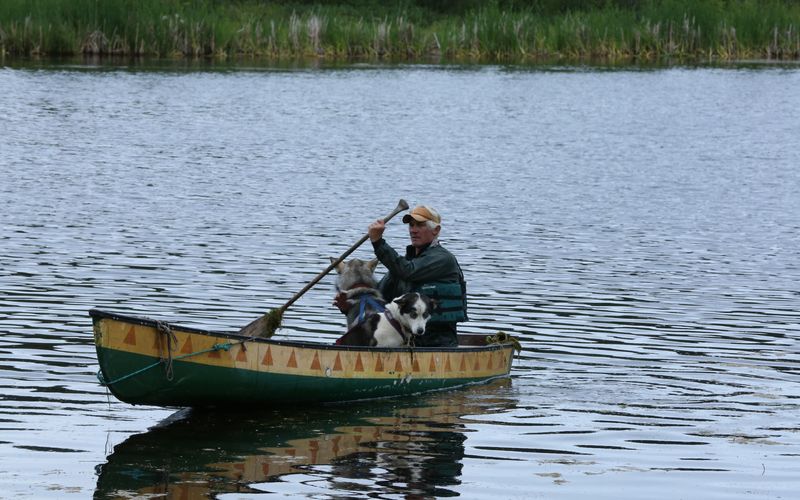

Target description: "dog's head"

left=393, top=292, right=437, bottom=337
left=330, top=257, right=379, bottom=291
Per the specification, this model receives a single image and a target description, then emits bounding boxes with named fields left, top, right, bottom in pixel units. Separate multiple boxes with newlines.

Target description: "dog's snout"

left=415, top=327, right=425, bottom=336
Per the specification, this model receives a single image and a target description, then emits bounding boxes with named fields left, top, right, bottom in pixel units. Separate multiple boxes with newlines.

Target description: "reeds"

left=1, top=0, right=798, bottom=62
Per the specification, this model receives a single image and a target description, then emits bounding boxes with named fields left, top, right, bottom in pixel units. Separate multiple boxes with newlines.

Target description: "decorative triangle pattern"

left=236, top=347, right=248, bottom=362
left=262, top=347, right=273, bottom=366
left=354, top=353, right=364, bottom=372
left=181, top=337, right=193, bottom=354
left=310, top=353, right=321, bottom=370
left=123, top=326, right=136, bottom=345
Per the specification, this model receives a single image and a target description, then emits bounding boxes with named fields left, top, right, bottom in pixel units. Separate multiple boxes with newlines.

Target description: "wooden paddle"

left=238, top=199, right=410, bottom=338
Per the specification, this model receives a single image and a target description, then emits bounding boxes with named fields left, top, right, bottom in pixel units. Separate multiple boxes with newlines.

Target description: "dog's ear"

left=367, top=258, right=379, bottom=272
left=329, top=257, right=345, bottom=274
left=393, top=293, right=410, bottom=307
left=420, top=294, right=438, bottom=312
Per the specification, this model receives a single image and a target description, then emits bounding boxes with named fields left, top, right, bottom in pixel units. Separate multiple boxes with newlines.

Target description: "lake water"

left=1, top=59, right=799, bottom=499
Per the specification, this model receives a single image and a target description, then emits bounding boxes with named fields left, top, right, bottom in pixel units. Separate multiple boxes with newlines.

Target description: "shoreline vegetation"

left=1, top=1, right=799, bottom=64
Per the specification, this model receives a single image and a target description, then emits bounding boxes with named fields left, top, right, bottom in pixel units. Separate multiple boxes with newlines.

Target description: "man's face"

left=408, top=220, right=440, bottom=249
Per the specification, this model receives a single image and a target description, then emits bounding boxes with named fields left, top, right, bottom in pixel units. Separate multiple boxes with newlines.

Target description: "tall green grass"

left=1, top=0, right=798, bottom=62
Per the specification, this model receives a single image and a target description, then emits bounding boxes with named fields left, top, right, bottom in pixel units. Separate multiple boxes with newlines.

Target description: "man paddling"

left=366, top=205, right=468, bottom=347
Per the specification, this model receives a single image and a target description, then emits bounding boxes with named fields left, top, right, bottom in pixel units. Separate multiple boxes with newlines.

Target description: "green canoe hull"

left=91, top=309, right=517, bottom=407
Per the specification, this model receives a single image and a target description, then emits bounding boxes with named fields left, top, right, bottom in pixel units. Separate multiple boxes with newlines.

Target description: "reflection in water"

left=95, top=381, right=512, bottom=498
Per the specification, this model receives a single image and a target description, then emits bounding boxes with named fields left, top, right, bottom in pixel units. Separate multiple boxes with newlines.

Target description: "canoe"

left=90, top=309, right=518, bottom=407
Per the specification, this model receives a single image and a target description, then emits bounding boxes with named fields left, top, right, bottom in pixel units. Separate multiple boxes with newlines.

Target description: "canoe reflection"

left=95, top=379, right=513, bottom=499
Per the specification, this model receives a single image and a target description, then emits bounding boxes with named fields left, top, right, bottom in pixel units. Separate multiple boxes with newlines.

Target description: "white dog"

left=335, top=292, right=437, bottom=347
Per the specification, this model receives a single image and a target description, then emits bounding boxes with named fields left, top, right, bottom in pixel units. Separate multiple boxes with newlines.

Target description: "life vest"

left=416, top=281, right=468, bottom=323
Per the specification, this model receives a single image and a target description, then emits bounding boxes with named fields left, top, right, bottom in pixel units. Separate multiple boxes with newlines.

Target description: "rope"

left=97, top=341, right=235, bottom=387
left=156, top=320, right=178, bottom=381
left=486, top=331, right=522, bottom=354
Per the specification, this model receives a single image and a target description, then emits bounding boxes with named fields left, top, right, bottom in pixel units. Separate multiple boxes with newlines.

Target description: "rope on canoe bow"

left=96, top=340, right=237, bottom=387
left=486, top=331, right=522, bottom=355
left=156, top=321, right=178, bottom=381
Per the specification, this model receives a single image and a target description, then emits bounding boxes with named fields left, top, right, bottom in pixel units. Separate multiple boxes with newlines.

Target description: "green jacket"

left=372, top=239, right=467, bottom=347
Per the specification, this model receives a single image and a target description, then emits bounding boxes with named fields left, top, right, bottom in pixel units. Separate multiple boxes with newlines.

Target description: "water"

left=1, top=60, right=799, bottom=499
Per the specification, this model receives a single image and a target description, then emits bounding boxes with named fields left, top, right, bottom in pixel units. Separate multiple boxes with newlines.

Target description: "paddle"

left=238, top=199, right=410, bottom=338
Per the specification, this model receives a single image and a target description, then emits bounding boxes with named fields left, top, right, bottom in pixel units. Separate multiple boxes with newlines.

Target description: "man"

left=366, top=205, right=468, bottom=347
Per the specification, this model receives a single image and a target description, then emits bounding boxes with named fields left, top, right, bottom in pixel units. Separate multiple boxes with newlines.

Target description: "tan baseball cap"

left=402, top=205, right=441, bottom=224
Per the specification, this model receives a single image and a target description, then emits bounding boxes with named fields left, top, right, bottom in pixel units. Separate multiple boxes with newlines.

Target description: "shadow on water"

left=94, top=379, right=514, bottom=499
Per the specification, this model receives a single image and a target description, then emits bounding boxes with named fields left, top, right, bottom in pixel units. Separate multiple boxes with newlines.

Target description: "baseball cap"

left=402, top=205, right=441, bottom=225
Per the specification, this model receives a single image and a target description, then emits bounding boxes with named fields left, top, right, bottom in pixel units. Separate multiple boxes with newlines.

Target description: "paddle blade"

left=238, top=308, right=283, bottom=338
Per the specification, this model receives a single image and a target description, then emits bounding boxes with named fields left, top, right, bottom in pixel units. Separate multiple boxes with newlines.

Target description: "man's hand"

left=368, top=219, right=386, bottom=242
left=333, top=292, right=351, bottom=313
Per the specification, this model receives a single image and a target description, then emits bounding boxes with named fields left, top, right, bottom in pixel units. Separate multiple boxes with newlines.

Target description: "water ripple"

left=1, top=63, right=799, bottom=498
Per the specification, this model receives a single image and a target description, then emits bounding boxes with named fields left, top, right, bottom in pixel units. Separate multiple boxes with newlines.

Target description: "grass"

left=0, top=0, right=798, bottom=62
